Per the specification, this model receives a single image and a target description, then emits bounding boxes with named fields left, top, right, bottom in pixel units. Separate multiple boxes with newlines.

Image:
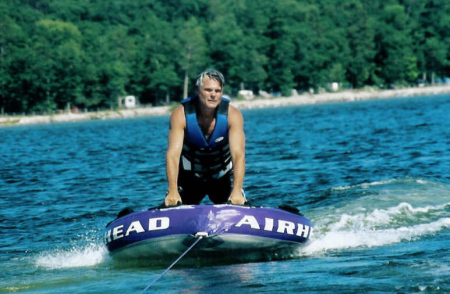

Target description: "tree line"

left=1, top=0, right=449, bottom=113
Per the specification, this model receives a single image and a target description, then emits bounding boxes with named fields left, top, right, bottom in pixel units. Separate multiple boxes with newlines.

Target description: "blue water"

left=1, top=94, right=449, bottom=293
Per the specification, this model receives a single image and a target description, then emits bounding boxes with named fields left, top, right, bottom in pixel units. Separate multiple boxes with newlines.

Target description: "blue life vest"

left=180, top=96, right=232, bottom=179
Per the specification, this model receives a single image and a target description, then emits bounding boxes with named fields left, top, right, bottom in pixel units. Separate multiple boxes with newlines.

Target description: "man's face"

left=198, top=77, right=223, bottom=110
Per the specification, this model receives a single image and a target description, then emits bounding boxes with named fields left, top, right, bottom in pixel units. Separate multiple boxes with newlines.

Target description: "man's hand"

left=228, top=189, right=246, bottom=205
left=165, top=191, right=182, bottom=207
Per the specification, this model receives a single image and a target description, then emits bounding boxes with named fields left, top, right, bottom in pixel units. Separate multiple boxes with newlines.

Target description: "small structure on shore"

left=327, top=82, right=340, bottom=92
left=238, top=90, right=254, bottom=100
left=119, top=96, right=137, bottom=108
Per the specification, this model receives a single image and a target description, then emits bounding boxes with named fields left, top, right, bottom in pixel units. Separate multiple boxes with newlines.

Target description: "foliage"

left=1, top=0, right=449, bottom=113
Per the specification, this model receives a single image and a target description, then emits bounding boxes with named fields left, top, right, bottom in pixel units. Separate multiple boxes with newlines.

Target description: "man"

left=164, top=69, right=246, bottom=206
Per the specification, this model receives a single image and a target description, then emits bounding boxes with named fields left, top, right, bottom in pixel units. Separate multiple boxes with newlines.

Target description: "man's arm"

left=165, top=106, right=185, bottom=206
left=228, top=105, right=246, bottom=204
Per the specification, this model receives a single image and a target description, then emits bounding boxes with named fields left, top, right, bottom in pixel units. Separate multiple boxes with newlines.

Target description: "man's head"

left=195, top=69, right=225, bottom=93
left=196, top=69, right=225, bottom=111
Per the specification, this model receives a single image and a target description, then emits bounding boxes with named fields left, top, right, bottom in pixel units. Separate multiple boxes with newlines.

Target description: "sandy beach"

left=1, top=85, right=449, bottom=127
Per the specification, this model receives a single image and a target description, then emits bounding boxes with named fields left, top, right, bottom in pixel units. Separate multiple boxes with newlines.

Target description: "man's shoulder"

left=170, top=105, right=186, bottom=128
left=172, top=104, right=185, bottom=115
left=228, top=104, right=242, bottom=116
left=228, top=104, right=243, bottom=126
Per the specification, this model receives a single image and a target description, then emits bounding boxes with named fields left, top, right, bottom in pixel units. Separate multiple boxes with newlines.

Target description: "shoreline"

left=1, top=85, right=449, bottom=127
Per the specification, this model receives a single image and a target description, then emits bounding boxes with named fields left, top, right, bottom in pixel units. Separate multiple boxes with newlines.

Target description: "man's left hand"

left=228, top=190, right=246, bottom=205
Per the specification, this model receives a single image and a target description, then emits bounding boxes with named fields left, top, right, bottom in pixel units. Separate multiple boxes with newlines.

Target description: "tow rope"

left=140, top=232, right=207, bottom=293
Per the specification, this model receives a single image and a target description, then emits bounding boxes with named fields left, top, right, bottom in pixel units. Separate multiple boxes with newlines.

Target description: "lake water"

left=1, top=94, right=449, bottom=293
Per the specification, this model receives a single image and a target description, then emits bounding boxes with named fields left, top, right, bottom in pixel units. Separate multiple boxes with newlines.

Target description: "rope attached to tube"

left=140, top=233, right=207, bottom=293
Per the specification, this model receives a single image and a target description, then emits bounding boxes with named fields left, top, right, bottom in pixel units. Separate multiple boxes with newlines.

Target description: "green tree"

left=415, top=0, right=450, bottom=83
left=294, top=2, right=349, bottom=92
left=128, top=13, right=179, bottom=105
left=375, top=4, right=418, bottom=86
left=27, top=19, right=84, bottom=112
left=232, top=0, right=269, bottom=93
left=95, top=25, right=134, bottom=108
left=338, top=0, right=377, bottom=88
left=3, top=0, right=450, bottom=112
left=0, top=10, right=26, bottom=112
left=177, top=17, right=209, bottom=99
left=204, top=0, right=268, bottom=94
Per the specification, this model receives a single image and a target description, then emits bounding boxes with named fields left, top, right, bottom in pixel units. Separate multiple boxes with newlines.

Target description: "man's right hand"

left=164, top=191, right=182, bottom=207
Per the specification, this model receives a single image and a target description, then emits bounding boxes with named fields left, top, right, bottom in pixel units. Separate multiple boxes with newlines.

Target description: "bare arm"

left=165, top=106, right=185, bottom=206
left=228, top=105, right=246, bottom=204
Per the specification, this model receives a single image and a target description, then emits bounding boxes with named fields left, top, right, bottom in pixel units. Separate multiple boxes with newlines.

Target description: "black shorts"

left=178, top=170, right=233, bottom=204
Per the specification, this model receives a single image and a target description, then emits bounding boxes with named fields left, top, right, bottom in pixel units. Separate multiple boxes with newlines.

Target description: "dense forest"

left=1, top=0, right=449, bottom=113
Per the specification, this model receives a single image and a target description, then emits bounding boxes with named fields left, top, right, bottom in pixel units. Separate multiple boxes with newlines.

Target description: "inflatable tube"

left=104, top=204, right=313, bottom=263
